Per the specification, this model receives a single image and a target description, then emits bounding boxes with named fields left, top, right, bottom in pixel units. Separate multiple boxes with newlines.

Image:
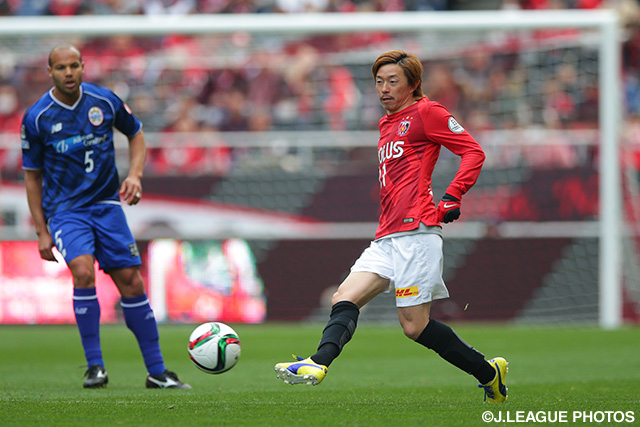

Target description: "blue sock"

left=121, top=293, right=166, bottom=376
left=73, top=287, right=103, bottom=368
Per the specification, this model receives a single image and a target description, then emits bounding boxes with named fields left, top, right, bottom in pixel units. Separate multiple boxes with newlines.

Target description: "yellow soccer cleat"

left=478, top=357, right=509, bottom=402
left=274, top=355, right=327, bottom=386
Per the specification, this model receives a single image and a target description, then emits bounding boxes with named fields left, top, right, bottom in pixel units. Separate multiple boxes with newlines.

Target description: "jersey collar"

left=49, top=84, right=84, bottom=110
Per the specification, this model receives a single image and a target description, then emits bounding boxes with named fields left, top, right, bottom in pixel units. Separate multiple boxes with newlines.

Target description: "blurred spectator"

left=405, top=0, right=447, bottom=11
left=0, top=84, right=21, bottom=133
left=0, top=83, right=21, bottom=172
left=275, top=0, right=329, bottom=13
left=0, top=0, right=13, bottom=15
left=543, top=76, right=577, bottom=127
left=47, top=0, right=91, bottom=15
left=143, top=0, right=195, bottom=14
left=12, top=0, right=50, bottom=15
left=87, top=0, right=144, bottom=14
left=322, top=65, right=357, bottom=130
left=197, top=0, right=259, bottom=13
left=453, top=48, right=493, bottom=118
left=219, top=89, right=251, bottom=131
left=151, top=102, right=208, bottom=174
left=424, top=62, right=462, bottom=116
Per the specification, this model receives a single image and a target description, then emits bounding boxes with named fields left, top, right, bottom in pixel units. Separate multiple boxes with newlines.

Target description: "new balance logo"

left=51, top=122, right=62, bottom=134
left=75, top=307, right=88, bottom=315
left=395, top=286, right=419, bottom=298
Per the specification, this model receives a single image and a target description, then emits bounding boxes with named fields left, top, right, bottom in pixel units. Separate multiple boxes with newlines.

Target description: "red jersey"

left=375, top=97, right=485, bottom=239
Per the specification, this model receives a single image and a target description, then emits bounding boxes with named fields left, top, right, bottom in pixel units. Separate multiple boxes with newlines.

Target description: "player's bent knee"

left=399, top=318, right=428, bottom=341
left=71, top=267, right=95, bottom=288
left=110, top=267, right=146, bottom=298
left=401, top=325, right=423, bottom=341
left=330, top=292, right=345, bottom=306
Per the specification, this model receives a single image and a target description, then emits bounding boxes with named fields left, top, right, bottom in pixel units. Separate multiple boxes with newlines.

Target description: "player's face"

left=48, top=48, right=84, bottom=105
left=375, top=63, right=417, bottom=115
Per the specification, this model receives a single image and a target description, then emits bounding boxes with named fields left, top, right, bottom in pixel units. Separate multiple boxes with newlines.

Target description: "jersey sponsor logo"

left=448, top=116, right=464, bottom=133
left=395, top=286, right=419, bottom=298
left=397, top=120, right=411, bottom=136
left=54, top=133, right=108, bottom=153
left=378, top=140, right=405, bottom=187
left=51, top=122, right=62, bottom=134
left=88, top=106, right=104, bottom=126
left=378, top=140, right=405, bottom=164
left=56, top=139, right=69, bottom=154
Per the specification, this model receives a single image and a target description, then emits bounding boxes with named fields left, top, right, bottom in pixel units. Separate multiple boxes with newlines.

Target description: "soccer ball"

left=187, top=322, right=241, bottom=374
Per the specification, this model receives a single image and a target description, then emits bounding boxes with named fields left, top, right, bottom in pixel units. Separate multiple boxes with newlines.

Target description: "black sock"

left=475, top=360, right=497, bottom=385
left=311, top=343, right=340, bottom=367
left=311, top=301, right=359, bottom=367
left=415, top=318, right=494, bottom=384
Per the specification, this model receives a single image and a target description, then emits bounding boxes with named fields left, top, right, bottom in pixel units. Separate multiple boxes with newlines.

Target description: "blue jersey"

left=21, top=83, right=142, bottom=218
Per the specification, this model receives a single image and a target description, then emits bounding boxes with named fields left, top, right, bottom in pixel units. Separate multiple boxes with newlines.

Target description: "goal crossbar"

left=0, top=10, right=619, bottom=36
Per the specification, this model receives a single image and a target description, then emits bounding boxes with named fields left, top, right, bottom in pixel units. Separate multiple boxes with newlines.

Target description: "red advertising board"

left=0, top=239, right=266, bottom=325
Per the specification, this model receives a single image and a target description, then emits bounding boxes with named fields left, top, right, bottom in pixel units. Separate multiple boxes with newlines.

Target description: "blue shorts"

left=47, top=203, right=141, bottom=271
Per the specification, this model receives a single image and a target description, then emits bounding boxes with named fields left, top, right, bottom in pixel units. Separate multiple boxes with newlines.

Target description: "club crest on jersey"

left=88, top=106, right=104, bottom=126
left=448, top=116, right=464, bottom=133
left=397, top=120, right=411, bottom=136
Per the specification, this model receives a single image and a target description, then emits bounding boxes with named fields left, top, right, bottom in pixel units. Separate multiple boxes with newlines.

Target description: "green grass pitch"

left=1, top=323, right=638, bottom=426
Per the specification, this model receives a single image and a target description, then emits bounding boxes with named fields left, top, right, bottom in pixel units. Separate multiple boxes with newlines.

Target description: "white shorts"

left=350, top=233, right=449, bottom=308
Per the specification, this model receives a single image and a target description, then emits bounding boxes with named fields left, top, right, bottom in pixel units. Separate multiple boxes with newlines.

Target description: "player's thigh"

left=47, top=210, right=95, bottom=265
left=333, top=271, right=390, bottom=308
left=91, top=204, right=142, bottom=271
left=392, top=233, right=449, bottom=308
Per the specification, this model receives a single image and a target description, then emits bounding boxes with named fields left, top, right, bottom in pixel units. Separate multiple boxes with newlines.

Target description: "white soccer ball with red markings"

left=188, top=322, right=241, bottom=374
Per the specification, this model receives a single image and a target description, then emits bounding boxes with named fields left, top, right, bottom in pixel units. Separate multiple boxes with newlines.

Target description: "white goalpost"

left=0, top=10, right=627, bottom=327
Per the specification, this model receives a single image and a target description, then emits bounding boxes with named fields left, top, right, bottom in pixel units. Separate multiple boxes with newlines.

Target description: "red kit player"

left=275, top=50, right=508, bottom=403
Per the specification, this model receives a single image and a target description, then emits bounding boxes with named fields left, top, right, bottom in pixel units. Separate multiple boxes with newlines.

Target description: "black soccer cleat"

left=83, top=364, right=108, bottom=388
left=145, top=370, right=192, bottom=389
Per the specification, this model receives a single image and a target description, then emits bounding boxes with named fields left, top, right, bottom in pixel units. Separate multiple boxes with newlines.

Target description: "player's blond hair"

left=372, top=50, right=425, bottom=100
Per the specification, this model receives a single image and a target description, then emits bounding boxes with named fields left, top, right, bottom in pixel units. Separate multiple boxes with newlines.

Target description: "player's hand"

left=436, top=193, right=461, bottom=224
left=38, top=232, right=58, bottom=262
left=119, top=177, right=142, bottom=206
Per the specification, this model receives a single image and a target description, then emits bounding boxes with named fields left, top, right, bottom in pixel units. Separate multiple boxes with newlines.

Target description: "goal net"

left=0, top=10, right=637, bottom=327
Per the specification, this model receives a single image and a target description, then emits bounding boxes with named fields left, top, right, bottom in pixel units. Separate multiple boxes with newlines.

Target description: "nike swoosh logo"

left=443, top=203, right=459, bottom=209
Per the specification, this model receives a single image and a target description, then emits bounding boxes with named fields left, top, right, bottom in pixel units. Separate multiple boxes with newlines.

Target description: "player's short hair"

left=48, top=45, right=82, bottom=67
left=372, top=50, right=425, bottom=100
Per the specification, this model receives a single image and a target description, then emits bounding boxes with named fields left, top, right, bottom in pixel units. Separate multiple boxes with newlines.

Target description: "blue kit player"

left=22, top=45, right=190, bottom=389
